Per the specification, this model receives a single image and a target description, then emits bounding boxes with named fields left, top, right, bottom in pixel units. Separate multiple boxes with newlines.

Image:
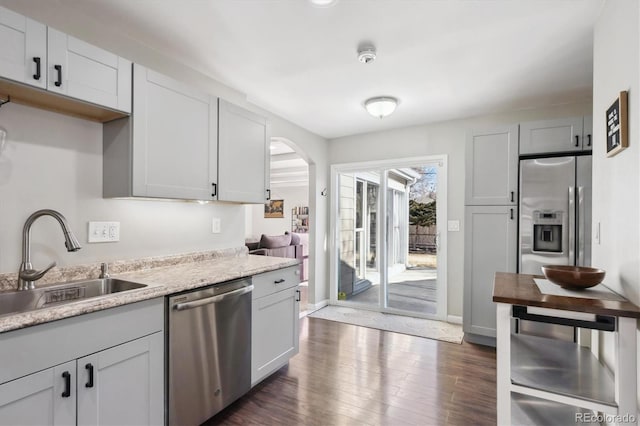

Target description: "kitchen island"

left=493, top=272, right=640, bottom=425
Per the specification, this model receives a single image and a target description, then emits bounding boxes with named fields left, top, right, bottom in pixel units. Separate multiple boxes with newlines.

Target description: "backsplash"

left=0, top=246, right=248, bottom=292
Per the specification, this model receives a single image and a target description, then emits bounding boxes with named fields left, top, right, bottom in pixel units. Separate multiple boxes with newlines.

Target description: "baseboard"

left=307, top=299, right=329, bottom=311
left=447, top=315, right=462, bottom=325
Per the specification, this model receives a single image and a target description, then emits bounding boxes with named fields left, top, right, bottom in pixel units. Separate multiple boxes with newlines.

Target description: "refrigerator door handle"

left=577, top=186, right=585, bottom=266
left=568, top=187, right=576, bottom=265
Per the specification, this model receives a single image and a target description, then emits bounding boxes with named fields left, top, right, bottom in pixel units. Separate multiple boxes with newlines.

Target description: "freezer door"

left=576, top=156, right=592, bottom=267
left=519, top=157, right=576, bottom=274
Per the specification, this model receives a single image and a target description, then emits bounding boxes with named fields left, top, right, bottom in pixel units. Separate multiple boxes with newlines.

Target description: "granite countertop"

left=492, top=271, right=640, bottom=318
left=0, top=253, right=300, bottom=334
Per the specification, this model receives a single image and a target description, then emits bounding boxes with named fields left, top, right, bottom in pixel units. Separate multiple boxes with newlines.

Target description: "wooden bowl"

left=541, top=265, right=606, bottom=289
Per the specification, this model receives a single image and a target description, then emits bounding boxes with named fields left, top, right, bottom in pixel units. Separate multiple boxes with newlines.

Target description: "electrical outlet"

left=447, top=220, right=460, bottom=232
left=88, top=221, right=120, bottom=243
left=212, top=217, right=221, bottom=234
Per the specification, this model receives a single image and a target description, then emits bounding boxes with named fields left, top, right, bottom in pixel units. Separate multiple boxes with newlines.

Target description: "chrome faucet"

left=18, top=209, right=82, bottom=290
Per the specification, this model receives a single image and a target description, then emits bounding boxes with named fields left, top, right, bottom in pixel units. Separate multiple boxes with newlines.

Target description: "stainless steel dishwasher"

left=167, top=278, right=253, bottom=426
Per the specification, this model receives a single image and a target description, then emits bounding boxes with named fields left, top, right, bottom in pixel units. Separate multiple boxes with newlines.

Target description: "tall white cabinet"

left=463, top=126, right=519, bottom=345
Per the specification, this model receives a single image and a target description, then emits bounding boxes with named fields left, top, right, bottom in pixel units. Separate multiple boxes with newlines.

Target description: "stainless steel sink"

left=0, top=278, right=147, bottom=317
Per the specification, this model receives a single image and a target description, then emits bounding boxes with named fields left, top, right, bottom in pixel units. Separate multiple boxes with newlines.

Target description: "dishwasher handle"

left=173, top=285, right=254, bottom=311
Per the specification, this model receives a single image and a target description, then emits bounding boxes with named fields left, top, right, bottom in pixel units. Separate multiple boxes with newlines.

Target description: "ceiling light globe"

left=309, top=0, right=338, bottom=7
left=365, top=97, right=398, bottom=118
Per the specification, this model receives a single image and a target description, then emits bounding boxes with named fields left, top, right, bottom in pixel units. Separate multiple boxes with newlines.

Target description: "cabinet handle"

left=574, top=135, right=579, bottom=147
left=211, top=182, right=217, bottom=197
left=61, top=371, right=71, bottom=398
left=295, top=289, right=301, bottom=302
left=510, top=191, right=514, bottom=203
left=510, top=208, right=514, bottom=220
left=587, top=134, right=591, bottom=147
left=266, top=189, right=271, bottom=200
left=85, top=363, right=94, bottom=388
left=54, top=65, right=62, bottom=87
left=33, top=57, right=41, bottom=80
left=274, top=278, right=285, bottom=284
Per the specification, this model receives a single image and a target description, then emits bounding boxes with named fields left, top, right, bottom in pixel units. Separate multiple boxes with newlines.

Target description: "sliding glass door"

left=332, top=157, right=447, bottom=320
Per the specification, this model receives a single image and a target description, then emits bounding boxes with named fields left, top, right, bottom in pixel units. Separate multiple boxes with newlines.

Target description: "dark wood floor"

left=206, top=317, right=496, bottom=426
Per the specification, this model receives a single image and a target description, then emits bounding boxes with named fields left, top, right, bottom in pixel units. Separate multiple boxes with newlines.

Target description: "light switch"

left=447, top=220, right=460, bottom=232
left=212, top=217, right=221, bottom=234
left=88, top=221, right=120, bottom=243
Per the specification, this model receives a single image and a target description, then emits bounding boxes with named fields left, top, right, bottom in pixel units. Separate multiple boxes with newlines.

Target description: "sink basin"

left=0, top=278, right=147, bottom=317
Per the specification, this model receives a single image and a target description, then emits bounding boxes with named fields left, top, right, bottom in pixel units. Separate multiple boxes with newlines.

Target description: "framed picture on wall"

left=606, top=90, right=628, bottom=157
left=264, top=199, right=284, bottom=218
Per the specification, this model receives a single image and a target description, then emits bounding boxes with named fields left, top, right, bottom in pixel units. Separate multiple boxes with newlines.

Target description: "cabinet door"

left=0, top=6, right=46, bottom=89
left=519, top=117, right=584, bottom=155
left=0, top=361, right=76, bottom=426
left=252, top=286, right=299, bottom=386
left=47, top=27, right=131, bottom=112
left=582, top=115, right=593, bottom=150
left=132, top=65, right=218, bottom=200
left=463, top=205, right=517, bottom=339
left=465, top=125, right=518, bottom=205
left=77, top=332, right=163, bottom=426
left=218, top=99, right=269, bottom=203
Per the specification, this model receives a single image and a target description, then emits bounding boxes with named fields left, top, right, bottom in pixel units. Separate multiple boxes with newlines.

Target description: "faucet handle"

left=19, top=261, right=57, bottom=282
left=99, top=262, right=110, bottom=279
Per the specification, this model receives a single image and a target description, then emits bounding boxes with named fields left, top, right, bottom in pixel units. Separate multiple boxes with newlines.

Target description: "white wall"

left=592, top=0, right=640, bottom=411
left=0, top=1, right=330, bottom=304
left=246, top=186, right=309, bottom=239
left=329, top=102, right=592, bottom=317
left=0, top=103, right=244, bottom=271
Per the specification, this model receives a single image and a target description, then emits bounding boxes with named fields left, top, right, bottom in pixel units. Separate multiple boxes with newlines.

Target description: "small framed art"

left=606, top=91, right=628, bottom=157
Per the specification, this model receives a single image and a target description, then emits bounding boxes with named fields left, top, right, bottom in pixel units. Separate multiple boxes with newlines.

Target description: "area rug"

left=308, top=306, right=463, bottom=344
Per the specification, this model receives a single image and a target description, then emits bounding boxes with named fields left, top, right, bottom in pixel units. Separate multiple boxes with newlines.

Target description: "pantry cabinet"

left=465, top=125, right=519, bottom=206
left=0, top=6, right=131, bottom=114
left=251, top=266, right=300, bottom=386
left=0, top=298, right=163, bottom=426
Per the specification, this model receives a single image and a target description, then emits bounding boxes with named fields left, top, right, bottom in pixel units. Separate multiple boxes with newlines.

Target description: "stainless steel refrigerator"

left=518, top=155, right=592, bottom=341
left=519, top=155, right=592, bottom=274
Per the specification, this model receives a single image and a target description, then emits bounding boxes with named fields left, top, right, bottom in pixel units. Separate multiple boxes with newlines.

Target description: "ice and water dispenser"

left=532, top=211, right=563, bottom=253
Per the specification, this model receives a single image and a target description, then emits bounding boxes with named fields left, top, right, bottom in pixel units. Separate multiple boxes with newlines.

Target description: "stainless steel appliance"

left=168, top=278, right=253, bottom=426
left=518, top=154, right=592, bottom=340
left=519, top=155, right=592, bottom=273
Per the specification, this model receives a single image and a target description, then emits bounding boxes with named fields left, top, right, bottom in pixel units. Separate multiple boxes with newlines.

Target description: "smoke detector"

left=358, top=46, right=377, bottom=64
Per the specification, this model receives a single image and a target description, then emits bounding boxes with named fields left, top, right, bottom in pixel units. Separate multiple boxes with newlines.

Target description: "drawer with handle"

left=252, top=266, right=300, bottom=299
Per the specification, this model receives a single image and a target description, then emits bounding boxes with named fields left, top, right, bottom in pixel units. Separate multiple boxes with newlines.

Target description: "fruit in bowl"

left=541, top=265, right=606, bottom=289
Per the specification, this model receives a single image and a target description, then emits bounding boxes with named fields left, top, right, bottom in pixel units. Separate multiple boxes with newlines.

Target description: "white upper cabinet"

left=520, top=116, right=592, bottom=155
left=0, top=6, right=131, bottom=116
left=0, top=6, right=46, bottom=89
left=103, top=64, right=218, bottom=200
left=47, top=28, right=131, bottom=113
left=465, top=125, right=519, bottom=205
left=218, top=99, right=269, bottom=203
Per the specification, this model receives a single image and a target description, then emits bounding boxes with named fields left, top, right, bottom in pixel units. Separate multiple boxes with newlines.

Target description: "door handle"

left=574, top=135, right=579, bottom=147
left=54, top=65, right=62, bottom=87
left=85, top=363, right=94, bottom=388
left=587, top=134, right=591, bottom=147
left=510, top=208, right=514, bottom=220
left=61, top=371, right=71, bottom=398
left=274, top=278, right=285, bottom=284
left=33, top=57, right=41, bottom=80
left=266, top=189, right=271, bottom=200
left=173, top=285, right=253, bottom=311
left=295, top=289, right=301, bottom=302
left=211, top=182, right=217, bottom=197
left=510, top=191, right=514, bottom=203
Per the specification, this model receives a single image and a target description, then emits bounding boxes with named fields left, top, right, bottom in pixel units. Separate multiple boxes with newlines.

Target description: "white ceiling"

left=6, top=0, right=604, bottom=139
left=270, top=140, right=309, bottom=188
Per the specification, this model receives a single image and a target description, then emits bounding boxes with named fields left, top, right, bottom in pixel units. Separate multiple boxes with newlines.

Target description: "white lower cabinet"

left=0, top=298, right=163, bottom=426
left=251, top=266, right=300, bottom=386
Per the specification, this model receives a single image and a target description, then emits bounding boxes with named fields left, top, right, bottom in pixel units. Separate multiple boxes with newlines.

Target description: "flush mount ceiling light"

left=309, top=0, right=338, bottom=7
left=364, top=97, right=398, bottom=118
